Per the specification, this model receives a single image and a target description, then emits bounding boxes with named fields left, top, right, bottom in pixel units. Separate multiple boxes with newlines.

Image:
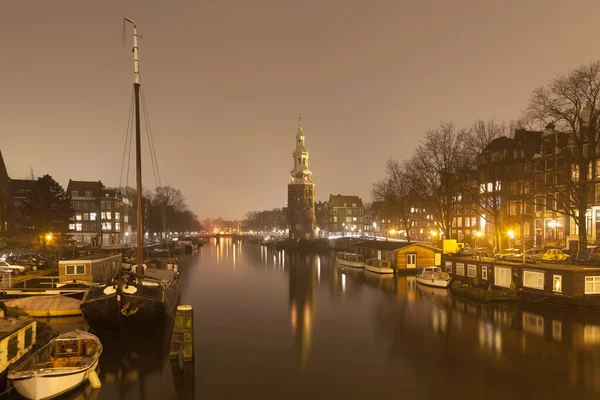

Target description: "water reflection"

left=28, top=240, right=600, bottom=399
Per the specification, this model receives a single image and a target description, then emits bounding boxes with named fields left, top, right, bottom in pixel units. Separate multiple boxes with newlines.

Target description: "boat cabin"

left=0, top=319, right=36, bottom=375
left=58, top=253, right=122, bottom=285
left=395, top=243, right=442, bottom=272
left=365, top=258, right=392, bottom=269
left=336, top=252, right=364, bottom=263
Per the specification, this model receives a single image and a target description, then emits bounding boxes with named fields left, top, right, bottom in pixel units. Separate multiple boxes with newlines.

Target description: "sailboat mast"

left=125, top=17, right=144, bottom=273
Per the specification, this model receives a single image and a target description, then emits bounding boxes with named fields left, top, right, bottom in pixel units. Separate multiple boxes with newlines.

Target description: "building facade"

left=327, top=195, right=365, bottom=236
left=287, top=118, right=316, bottom=240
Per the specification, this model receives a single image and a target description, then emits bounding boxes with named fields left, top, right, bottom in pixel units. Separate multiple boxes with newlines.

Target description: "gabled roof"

left=0, top=150, right=8, bottom=189
left=7, top=179, right=37, bottom=196
left=329, top=194, right=363, bottom=208
left=66, top=180, right=104, bottom=195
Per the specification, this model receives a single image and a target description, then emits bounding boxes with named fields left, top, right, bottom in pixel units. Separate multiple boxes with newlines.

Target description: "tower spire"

left=297, top=112, right=303, bottom=134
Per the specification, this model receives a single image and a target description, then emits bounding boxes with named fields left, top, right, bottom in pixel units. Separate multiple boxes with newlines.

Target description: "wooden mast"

left=124, top=18, right=143, bottom=275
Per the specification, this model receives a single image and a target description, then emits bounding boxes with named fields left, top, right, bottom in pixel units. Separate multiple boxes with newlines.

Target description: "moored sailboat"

left=80, top=18, right=179, bottom=330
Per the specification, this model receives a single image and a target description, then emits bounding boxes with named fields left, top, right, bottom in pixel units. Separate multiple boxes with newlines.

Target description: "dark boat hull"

left=120, top=283, right=179, bottom=327
left=80, top=287, right=120, bottom=329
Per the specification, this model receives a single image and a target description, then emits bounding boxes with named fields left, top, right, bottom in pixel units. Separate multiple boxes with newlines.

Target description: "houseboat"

left=57, top=253, right=122, bottom=286
left=365, top=258, right=394, bottom=274
left=416, top=266, right=452, bottom=288
left=335, top=252, right=365, bottom=268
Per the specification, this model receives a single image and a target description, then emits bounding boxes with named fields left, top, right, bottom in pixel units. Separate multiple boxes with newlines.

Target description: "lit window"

left=102, top=222, right=112, bottom=231
left=523, top=271, right=544, bottom=290
left=115, top=212, right=121, bottom=220
left=553, top=275, right=562, bottom=293
left=71, top=191, right=79, bottom=197
left=115, top=223, right=121, bottom=231
left=75, top=223, right=82, bottom=232
left=69, top=223, right=75, bottom=230
left=90, top=213, right=97, bottom=221
left=124, top=215, right=128, bottom=223
left=107, top=212, right=112, bottom=219
left=75, top=214, right=82, bottom=221
left=585, top=276, right=600, bottom=294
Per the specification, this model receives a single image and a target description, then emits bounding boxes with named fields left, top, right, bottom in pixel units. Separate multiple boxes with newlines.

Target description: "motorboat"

left=415, top=266, right=452, bottom=288
left=8, top=330, right=102, bottom=400
left=364, top=258, right=394, bottom=274
left=335, top=252, right=365, bottom=268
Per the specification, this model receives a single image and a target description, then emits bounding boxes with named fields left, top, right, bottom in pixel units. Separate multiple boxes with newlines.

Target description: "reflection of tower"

left=287, top=115, right=317, bottom=240
left=289, top=254, right=316, bottom=369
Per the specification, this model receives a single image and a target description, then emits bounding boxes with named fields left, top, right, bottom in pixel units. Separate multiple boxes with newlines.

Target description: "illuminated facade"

left=287, top=117, right=316, bottom=240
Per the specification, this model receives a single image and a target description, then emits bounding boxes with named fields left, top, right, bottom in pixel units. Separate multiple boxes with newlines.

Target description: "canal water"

left=8, top=237, right=600, bottom=399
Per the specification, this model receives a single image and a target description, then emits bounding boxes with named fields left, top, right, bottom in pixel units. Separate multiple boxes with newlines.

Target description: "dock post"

left=170, top=305, right=194, bottom=364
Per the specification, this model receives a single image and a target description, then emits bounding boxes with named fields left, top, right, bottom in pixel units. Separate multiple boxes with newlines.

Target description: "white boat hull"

left=365, top=265, right=394, bottom=274
left=416, top=275, right=451, bottom=288
left=11, top=360, right=98, bottom=400
left=335, top=259, right=365, bottom=268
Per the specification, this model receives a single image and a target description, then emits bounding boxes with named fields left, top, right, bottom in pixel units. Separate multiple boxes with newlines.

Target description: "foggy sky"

left=2, top=0, right=599, bottom=220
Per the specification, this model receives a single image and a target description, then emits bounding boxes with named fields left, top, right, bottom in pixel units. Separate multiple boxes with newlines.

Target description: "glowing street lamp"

left=507, top=230, right=515, bottom=249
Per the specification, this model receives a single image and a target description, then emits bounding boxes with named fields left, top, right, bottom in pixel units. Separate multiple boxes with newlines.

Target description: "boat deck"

left=0, top=318, right=34, bottom=340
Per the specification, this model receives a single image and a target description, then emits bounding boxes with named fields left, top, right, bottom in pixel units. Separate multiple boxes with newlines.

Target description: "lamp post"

left=475, top=230, right=482, bottom=248
left=508, top=230, right=515, bottom=250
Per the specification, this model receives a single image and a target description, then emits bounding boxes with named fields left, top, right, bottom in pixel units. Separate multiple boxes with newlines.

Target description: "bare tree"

left=527, top=60, right=600, bottom=249
left=465, top=118, right=509, bottom=249
left=372, top=159, right=415, bottom=243
left=407, top=122, right=471, bottom=238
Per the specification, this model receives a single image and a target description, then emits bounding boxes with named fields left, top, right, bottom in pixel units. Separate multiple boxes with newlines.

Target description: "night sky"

left=2, top=0, right=599, bottom=219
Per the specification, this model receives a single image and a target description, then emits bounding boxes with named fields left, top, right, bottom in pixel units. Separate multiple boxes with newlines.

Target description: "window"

left=352, top=217, right=357, bottom=221
left=24, top=327, right=33, bottom=348
left=333, top=216, right=337, bottom=222
left=75, top=214, right=82, bottom=221
left=471, top=217, right=477, bottom=228
left=465, top=218, right=471, bottom=227
left=346, top=217, right=352, bottom=222
left=445, top=261, right=452, bottom=274
left=90, top=212, right=97, bottom=221
left=115, top=223, right=121, bottom=231
left=510, top=201, right=521, bottom=216
left=494, top=266, right=511, bottom=288
left=7, top=335, right=17, bottom=360
left=482, top=266, right=488, bottom=280
left=523, top=270, right=544, bottom=290
left=553, top=275, right=562, bottom=293
left=295, top=223, right=301, bottom=231
left=456, top=263, right=465, bottom=276
left=86, top=191, right=93, bottom=197
left=124, top=215, right=128, bottom=223
left=585, top=276, right=600, bottom=294
left=73, top=201, right=81, bottom=211
left=467, top=264, right=476, bottom=277
left=115, top=212, right=121, bottom=220
left=71, top=190, right=79, bottom=197
left=83, top=213, right=89, bottom=220
left=69, top=223, right=75, bottom=230
left=65, top=265, right=85, bottom=275
left=102, top=222, right=112, bottom=231
left=535, top=196, right=544, bottom=212
left=457, top=217, right=462, bottom=227
left=406, top=254, right=417, bottom=267
left=75, top=223, right=82, bottom=232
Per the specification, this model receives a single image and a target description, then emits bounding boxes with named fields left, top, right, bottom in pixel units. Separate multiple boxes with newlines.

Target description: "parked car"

left=504, top=250, right=525, bottom=262
left=0, top=260, right=27, bottom=274
left=473, top=247, right=494, bottom=258
left=575, top=249, right=593, bottom=264
left=540, top=248, right=570, bottom=263
left=494, top=248, right=520, bottom=260
left=524, top=249, right=544, bottom=263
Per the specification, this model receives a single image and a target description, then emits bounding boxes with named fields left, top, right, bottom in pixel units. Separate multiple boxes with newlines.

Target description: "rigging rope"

left=119, top=88, right=135, bottom=189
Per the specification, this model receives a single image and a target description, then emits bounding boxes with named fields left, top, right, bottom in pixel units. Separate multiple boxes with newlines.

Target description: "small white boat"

left=9, top=330, right=102, bottom=400
left=335, top=252, right=365, bottom=268
left=365, top=258, right=394, bottom=274
left=416, top=266, right=451, bottom=288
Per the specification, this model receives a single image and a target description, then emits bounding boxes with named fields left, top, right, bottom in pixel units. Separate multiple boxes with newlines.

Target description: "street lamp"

left=507, top=230, right=515, bottom=249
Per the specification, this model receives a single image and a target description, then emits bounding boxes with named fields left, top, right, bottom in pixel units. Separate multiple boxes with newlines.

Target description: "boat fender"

left=103, top=285, right=117, bottom=295
left=88, top=369, right=102, bottom=389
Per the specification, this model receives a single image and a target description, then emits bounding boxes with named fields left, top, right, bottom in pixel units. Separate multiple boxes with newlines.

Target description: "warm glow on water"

left=17, top=237, right=600, bottom=399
